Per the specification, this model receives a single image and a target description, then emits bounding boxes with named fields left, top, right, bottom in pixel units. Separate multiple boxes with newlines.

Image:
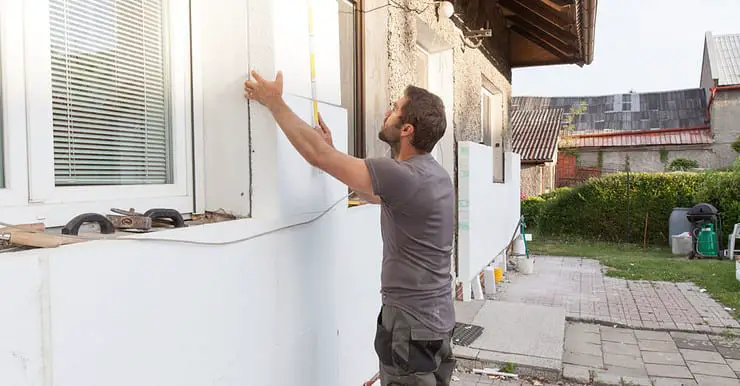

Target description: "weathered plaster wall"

left=520, top=162, right=556, bottom=197
left=710, top=90, right=740, bottom=168
left=577, top=147, right=716, bottom=172
left=363, top=0, right=512, bottom=158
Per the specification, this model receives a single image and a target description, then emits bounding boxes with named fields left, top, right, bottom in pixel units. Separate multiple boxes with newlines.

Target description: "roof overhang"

left=451, top=0, right=597, bottom=69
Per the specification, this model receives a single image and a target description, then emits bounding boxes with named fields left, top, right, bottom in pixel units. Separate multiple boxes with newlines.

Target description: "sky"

left=511, top=0, right=740, bottom=97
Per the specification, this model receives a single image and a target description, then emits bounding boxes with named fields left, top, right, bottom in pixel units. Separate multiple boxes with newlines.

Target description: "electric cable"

left=0, top=191, right=353, bottom=247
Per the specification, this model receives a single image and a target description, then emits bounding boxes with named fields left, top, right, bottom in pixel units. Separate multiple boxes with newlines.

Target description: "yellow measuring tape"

left=308, top=0, right=319, bottom=127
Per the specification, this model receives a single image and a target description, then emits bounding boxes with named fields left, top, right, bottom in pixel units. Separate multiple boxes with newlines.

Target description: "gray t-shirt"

left=365, top=153, right=456, bottom=334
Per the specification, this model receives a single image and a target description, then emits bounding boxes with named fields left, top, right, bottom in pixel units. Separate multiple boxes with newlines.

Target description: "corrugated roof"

left=709, top=32, right=740, bottom=86
left=512, top=88, right=708, bottom=132
left=561, top=126, right=713, bottom=149
left=511, top=108, right=564, bottom=162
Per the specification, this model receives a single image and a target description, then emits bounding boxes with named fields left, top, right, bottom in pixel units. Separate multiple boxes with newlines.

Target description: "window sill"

left=0, top=206, right=351, bottom=252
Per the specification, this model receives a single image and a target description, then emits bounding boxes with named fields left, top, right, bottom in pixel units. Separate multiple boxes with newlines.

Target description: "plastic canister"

left=671, top=232, right=693, bottom=256
left=668, top=208, right=692, bottom=246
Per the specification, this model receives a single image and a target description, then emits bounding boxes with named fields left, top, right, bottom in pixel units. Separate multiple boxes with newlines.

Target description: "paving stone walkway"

left=496, top=256, right=739, bottom=332
left=563, top=322, right=740, bottom=385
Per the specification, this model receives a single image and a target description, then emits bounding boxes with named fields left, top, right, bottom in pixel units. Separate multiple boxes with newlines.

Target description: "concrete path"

left=563, top=322, right=740, bottom=385
left=454, top=300, right=565, bottom=379
left=451, top=371, right=582, bottom=385
left=496, top=256, right=739, bottom=333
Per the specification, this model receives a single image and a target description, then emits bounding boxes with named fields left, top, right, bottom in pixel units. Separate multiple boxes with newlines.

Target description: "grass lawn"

left=528, top=237, right=740, bottom=317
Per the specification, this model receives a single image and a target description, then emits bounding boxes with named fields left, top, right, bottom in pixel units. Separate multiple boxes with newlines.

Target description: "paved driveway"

left=495, top=256, right=739, bottom=333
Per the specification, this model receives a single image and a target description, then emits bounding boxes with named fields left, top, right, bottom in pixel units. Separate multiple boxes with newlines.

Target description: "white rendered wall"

left=457, top=142, right=521, bottom=300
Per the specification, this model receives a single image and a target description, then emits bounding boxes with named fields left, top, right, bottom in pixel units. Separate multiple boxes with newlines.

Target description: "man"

left=245, top=70, right=456, bottom=386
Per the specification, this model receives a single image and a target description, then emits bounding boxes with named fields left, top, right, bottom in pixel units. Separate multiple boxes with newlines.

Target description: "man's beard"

left=378, top=125, right=401, bottom=156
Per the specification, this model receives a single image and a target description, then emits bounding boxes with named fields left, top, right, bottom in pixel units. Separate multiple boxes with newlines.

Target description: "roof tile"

left=511, top=108, right=564, bottom=162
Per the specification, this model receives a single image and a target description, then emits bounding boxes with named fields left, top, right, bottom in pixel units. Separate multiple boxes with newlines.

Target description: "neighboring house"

left=512, top=108, right=564, bottom=197
left=0, top=1, right=596, bottom=385
left=513, top=88, right=713, bottom=186
left=701, top=31, right=740, bottom=166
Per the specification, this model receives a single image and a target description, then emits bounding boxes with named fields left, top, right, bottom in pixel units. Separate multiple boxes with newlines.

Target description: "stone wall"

left=362, top=0, right=512, bottom=158
left=710, top=90, right=740, bottom=168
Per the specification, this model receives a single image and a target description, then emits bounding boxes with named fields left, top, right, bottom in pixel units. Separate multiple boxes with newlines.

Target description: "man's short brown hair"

left=400, top=85, right=447, bottom=153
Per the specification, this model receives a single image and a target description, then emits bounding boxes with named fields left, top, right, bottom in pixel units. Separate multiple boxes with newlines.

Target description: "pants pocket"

left=407, top=338, right=443, bottom=373
left=374, top=311, right=394, bottom=367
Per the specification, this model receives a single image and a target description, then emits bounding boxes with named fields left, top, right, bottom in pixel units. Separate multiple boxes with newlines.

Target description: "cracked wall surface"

left=363, top=0, right=512, bottom=158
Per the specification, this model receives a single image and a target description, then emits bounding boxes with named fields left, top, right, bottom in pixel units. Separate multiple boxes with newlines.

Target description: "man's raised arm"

left=244, top=70, right=376, bottom=198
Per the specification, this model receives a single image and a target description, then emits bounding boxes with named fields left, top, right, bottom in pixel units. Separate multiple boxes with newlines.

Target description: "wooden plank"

left=0, top=230, right=83, bottom=248
left=500, top=0, right=577, bottom=45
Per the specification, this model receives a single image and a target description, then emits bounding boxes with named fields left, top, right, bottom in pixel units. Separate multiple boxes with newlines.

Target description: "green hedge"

left=525, top=173, right=714, bottom=245
left=696, top=172, right=740, bottom=239
left=522, top=197, right=545, bottom=230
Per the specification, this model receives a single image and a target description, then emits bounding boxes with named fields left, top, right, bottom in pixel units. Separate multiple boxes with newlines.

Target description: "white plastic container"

left=517, top=256, right=534, bottom=274
left=671, top=232, right=693, bottom=256
left=513, top=236, right=527, bottom=256
left=483, top=266, right=496, bottom=295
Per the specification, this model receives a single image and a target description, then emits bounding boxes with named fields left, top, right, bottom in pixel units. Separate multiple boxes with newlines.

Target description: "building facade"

left=701, top=31, right=740, bottom=168
left=0, top=0, right=596, bottom=385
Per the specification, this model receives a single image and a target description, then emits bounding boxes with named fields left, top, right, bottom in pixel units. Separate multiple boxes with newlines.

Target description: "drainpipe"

left=707, top=85, right=740, bottom=122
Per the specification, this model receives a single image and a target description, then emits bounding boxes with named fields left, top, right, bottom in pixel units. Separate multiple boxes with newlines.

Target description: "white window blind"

left=50, top=0, right=172, bottom=186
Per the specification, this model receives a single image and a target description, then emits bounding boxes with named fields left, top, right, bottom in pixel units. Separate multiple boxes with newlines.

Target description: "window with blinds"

left=50, top=0, right=172, bottom=186
left=0, top=71, right=4, bottom=189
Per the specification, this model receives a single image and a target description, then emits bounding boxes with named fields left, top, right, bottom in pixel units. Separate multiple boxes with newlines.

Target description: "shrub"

left=521, top=196, right=546, bottom=230
left=695, top=172, right=740, bottom=240
left=732, top=136, right=740, bottom=154
left=668, top=158, right=699, bottom=171
left=537, top=173, right=703, bottom=244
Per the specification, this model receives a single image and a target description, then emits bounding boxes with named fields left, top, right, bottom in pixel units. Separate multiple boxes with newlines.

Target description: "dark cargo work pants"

left=374, top=304, right=456, bottom=386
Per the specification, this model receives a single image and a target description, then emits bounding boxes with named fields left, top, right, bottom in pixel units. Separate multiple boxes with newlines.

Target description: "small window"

left=0, top=59, right=4, bottom=189
left=415, top=45, right=429, bottom=89
left=481, top=77, right=504, bottom=183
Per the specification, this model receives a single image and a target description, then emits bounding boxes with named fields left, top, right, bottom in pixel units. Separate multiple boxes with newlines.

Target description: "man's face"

left=378, top=96, right=407, bottom=145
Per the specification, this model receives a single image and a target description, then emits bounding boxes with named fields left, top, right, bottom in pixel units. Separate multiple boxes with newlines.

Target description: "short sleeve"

left=364, top=157, right=417, bottom=206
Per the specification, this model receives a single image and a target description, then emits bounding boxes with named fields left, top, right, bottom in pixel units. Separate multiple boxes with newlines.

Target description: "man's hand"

left=244, top=70, right=284, bottom=110
left=243, top=69, right=376, bottom=198
left=315, top=113, right=334, bottom=148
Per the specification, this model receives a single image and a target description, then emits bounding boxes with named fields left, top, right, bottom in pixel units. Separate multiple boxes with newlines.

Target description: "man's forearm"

left=267, top=98, right=331, bottom=165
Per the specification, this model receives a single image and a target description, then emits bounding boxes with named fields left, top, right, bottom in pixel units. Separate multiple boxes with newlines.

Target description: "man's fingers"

left=317, top=113, right=330, bottom=134
left=251, top=70, right=265, bottom=83
left=244, top=79, right=258, bottom=90
left=275, top=70, right=283, bottom=85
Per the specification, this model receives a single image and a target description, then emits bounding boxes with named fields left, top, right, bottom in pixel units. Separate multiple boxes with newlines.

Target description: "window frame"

left=20, top=0, right=194, bottom=215
left=0, top=0, right=30, bottom=208
left=480, top=87, right=493, bottom=145
left=481, top=78, right=505, bottom=183
left=338, top=0, right=365, bottom=159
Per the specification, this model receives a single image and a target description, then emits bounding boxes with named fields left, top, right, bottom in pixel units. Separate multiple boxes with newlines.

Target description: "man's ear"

left=400, top=123, right=415, bottom=138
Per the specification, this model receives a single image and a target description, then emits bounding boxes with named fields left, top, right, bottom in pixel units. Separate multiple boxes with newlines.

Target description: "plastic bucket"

left=513, top=236, right=526, bottom=255
left=517, top=257, right=534, bottom=275
left=494, top=267, right=503, bottom=283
